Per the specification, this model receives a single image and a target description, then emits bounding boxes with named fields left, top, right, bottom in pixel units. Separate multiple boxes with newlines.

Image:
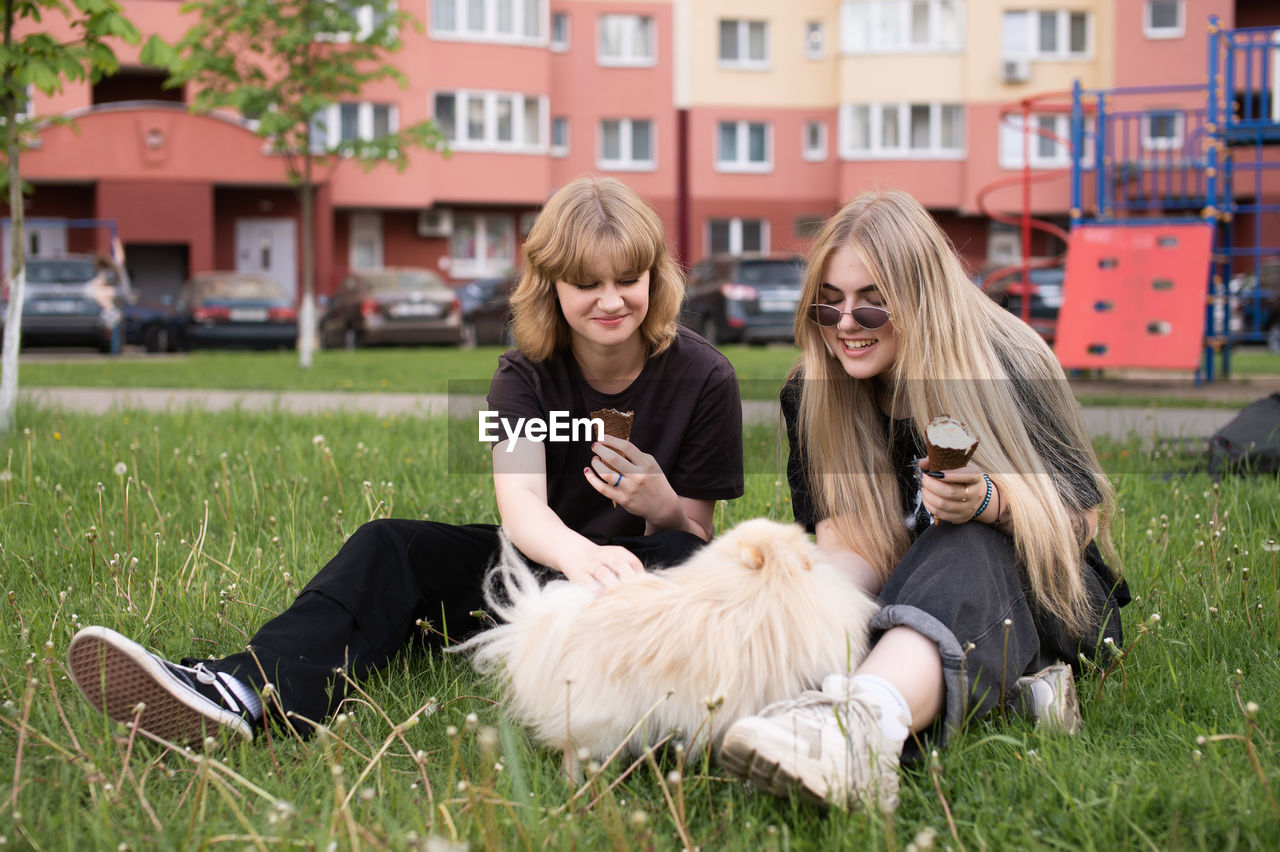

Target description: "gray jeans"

left=870, top=521, right=1127, bottom=761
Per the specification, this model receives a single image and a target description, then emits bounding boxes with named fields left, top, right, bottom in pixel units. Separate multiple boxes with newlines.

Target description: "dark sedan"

left=321, top=267, right=465, bottom=348
left=173, top=273, right=298, bottom=350
left=681, top=255, right=806, bottom=345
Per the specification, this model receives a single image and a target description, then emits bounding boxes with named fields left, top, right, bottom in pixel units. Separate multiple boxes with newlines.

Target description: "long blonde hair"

left=511, top=176, right=684, bottom=362
left=793, top=190, right=1118, bottom=636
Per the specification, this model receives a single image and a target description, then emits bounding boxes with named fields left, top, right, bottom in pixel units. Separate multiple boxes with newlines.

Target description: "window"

left=840, top=103, right=963, bottom=158
left=1141, top=110, right=1184, bottom=151
left=310, top=102, right=397, bottom=150
left=806, top=21, right=826, bottom=59
left=551, top=11, right=569, bottom=50
left=431, top=0, right=544, bottom=44
left=840, top=1, right=963, bottom=53
left=804, top=120, right=828, bottom=161
left=7, top=86, right=33, bottom=123
left=998, top=112, right=1088, bottom=168
left=551, top=116, right=569, bottom=155
left=433, top=90, right=546, bottom=152
left=709, top=219, right=767, bottom=255
left=315, top=2, right=395, bottom=42
left=598, top=14, right=655, bottom=66
left=717, top=120, right=771, bottom=172
left=1144, top=1, right=1182, bottom=39
left=451, top=214, right=516, bottom=278
left=599, top=118, right=655, bottom=170
left=719, top=19, right=769, bottom=69
left=1002, top=9, right=1090, bottom=59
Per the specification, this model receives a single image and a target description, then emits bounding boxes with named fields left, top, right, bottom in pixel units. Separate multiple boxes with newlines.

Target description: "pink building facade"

left=6, top=1, right=1278, bottom=299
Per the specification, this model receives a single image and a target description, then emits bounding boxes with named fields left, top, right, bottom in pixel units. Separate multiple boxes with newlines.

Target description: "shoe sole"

left=1046, top=664, right=1082, bottom=735
left=719, top=726, right=831, bottom=808
left=67, top=626, right=252, bottom=746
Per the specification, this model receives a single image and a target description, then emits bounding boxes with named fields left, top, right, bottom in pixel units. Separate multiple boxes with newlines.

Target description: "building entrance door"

left=235, top=218, right=297, bottom=299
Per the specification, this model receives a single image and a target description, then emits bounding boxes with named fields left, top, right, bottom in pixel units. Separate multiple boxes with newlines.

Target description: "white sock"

left=223, top=675, right=264, bottom=720
left=851, top=674, right=912, bottom=744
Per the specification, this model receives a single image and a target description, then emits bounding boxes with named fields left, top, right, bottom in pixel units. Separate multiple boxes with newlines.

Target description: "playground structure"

left=1063, top=16, right=1279, bottom=380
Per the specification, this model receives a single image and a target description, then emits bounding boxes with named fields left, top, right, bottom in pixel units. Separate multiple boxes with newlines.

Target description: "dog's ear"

left=730, top=520, right=815, bottom=575
left=737, top=538, right=767, bottom=572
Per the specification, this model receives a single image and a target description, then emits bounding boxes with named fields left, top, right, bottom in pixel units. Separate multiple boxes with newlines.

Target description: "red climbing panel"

left=1054, top=223, right=1214, bottom=370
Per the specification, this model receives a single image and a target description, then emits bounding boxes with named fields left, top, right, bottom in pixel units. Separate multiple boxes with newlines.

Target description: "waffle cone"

left=924, top=416, right=979, bottom=471
left=590, top=408, right=634, bottom=442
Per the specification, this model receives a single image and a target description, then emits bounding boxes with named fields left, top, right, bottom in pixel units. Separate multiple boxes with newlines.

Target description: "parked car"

left=123, top=299, right=180, bottom=353
left=467, top=275, right=518, bottom=347
left=681, top=254, right=806, bottom=345
left=1226, top=265, right=1280, bottom=352
left=172, top=272, right=298, bottom=350
left=321, top=267, right=464, bottom=348
left=983, top=265, right=1064, bottom=344
left=455, top=275, right=510, bottom=318
left=0, top=254, right=128, bottom=352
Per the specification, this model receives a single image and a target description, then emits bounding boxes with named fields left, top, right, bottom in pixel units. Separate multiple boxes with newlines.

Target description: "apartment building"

left=5, top=0, right=1275, bottom=299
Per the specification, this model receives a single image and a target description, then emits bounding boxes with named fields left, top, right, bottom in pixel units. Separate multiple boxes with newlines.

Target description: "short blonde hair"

left=511, top=176, right=684, bottom=362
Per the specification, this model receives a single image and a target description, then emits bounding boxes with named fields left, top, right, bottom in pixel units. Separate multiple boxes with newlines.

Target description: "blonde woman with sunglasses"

left=719, top=190, right=1129, bottom=811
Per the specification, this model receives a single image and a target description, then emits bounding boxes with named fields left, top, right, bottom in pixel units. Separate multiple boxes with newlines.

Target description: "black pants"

left=197, top=519, right=705, bottom=732
left=869, top=522, right=1128, bottom=760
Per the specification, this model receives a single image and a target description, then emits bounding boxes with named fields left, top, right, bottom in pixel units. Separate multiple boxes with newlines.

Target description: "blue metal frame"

left=1069, top=16, right=1280, bottom=381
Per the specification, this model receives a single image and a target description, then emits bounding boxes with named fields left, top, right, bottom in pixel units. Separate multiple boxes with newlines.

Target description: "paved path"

left=17, top=385, right=1257, bottom=441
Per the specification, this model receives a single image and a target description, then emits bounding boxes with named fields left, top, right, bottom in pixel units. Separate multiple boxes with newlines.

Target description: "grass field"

left=8, top=344, right=1280, bottom=409
left=6, top=345, right=806, bottom=401
left=0, top=403, right=1276, bottom=849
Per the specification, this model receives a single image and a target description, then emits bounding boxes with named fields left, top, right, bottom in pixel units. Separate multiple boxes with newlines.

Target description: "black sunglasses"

left=807, top=303, right=892, bottom=329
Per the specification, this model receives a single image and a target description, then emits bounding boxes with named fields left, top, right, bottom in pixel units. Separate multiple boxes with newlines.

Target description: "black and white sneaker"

left=68, top=626, right=255, bottom=745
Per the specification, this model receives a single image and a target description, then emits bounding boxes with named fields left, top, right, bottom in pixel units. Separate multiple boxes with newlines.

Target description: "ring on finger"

left=613, top=471, right=623, bottom=487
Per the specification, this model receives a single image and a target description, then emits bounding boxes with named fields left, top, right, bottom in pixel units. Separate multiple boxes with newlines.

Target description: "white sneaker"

left=1006, top=662, right=1081, bottom=735
left=719, top=675, right=902, bottom=811
left=68, top=626, right=255, bottom=745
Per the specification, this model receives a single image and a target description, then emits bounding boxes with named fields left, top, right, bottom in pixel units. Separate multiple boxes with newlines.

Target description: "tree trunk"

left=0, top=6, right=25, bottom=434
left=298, top=149, right=316, bottom=368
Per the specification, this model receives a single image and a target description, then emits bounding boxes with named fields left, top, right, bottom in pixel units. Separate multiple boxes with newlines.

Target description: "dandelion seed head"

left=312, top=435, right=325, bottom=446
left=0, top=471, right=10, bottom=483
left=1196, top=735, right=1207, bottom=745
left=1245, top=702, right=1259, bottom=719
left=1263, top=539, right=1280, bottom=553
left=666, top=770, right=681, bottom=785
left=630, top=810, right=649, bottom=827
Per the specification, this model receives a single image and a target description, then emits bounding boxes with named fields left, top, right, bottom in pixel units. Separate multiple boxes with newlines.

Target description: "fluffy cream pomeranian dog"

left=452, top=518, right=879, bottom=761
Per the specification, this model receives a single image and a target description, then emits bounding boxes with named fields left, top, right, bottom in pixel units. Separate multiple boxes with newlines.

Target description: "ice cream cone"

left=924, top=416, right=978, bottom=471
left=590, top=408, right=633, bottom=507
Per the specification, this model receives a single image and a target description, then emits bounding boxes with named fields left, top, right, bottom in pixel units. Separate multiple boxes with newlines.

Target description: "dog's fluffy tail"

left=448, top=531, right=589, bottom=675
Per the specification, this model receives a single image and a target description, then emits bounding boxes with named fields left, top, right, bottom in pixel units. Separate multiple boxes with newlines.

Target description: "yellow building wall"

left=965, top=0, right=1114, bottom=100
left=681, top=0, right=837, bottom=107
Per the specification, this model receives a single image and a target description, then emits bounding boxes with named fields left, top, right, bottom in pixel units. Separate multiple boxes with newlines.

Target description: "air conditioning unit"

left=1002, top=58, right=1031, bottom=85
left=417, top=207, right=453, bottom=238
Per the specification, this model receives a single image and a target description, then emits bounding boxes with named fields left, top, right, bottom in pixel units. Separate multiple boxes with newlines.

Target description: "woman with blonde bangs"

left=720, top=190, right=1129, bottom=812
left=68, top=176, right=744, bottom=748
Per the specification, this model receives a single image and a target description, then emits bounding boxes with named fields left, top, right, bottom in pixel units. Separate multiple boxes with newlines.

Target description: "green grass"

left=0, top=403, right=1277, bottom=848
left=7, top=345, right=799, bottom=402
left=9, top=343, right=1279, bottom=409
left=1221, top=347, right=1280, bottom=377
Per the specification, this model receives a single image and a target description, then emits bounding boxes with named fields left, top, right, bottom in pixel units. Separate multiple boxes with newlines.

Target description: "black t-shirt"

left=487, top=326, right=745, bottom=543
left=781, top=374, right=1103, bottom=539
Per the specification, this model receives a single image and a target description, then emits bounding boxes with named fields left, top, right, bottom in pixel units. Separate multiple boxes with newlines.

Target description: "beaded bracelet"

left=969, top=473, right=993, bottom=522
